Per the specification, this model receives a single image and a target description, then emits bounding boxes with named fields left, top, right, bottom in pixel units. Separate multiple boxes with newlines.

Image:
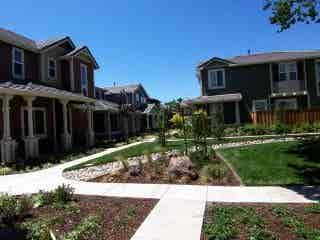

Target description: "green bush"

left=0, top=194, right=33, bottom=225
left=64, top=215, right=101, bottom=240
left=0, top=167, right=13, bottom=175
left=271, top=123, right=290, bottom=134
left=22, top=216, right=56, bottom=240
left=52, top=184, right=74, bottom=207
left=200, top=163, right=228, bottom=183
left=32, top=191, right=54, bottom=208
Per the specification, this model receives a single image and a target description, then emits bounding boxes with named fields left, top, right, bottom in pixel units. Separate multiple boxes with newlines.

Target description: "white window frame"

left=12, top=47, right=24, bottom=79
left=279, top=62, right=297, bottom=81
left=21, top=107, right=47, bottom=139
left=48, top=57, right=57, bottom=80
left=274, top=98, right=298, bottom=110
left=252, top=99, right=268, bottom=112
left=208, top=69, right=226, bottom=89
left=315, top=59, right=320, bottom=96
left=80, top=63, right=88, bottom=96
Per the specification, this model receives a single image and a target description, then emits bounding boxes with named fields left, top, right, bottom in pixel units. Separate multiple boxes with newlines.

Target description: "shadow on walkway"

left=286, top=185, right=320, bottom=202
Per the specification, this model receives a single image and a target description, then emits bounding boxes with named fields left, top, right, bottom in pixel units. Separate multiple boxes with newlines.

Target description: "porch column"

left=52, top=99, right=58, bottom=152
left=146, top=114, right=150, bottom=130
left=60, top=100, right=72, bottom=151
left=86, top=105, right=95, bottom=147
left=235, top=101, right=240, bottom=124
left=105, top=112, right=111, bottom=140
left=24, top=96, right=39, bottom=159
left=0, top=95, right=17, bottom=164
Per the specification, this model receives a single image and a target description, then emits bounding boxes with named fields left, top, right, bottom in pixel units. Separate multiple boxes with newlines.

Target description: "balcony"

left=272, top=80, right=306, bottom=94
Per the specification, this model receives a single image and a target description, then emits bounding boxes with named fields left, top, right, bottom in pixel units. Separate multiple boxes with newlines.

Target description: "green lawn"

left=218, top=141, right=320, bottom=186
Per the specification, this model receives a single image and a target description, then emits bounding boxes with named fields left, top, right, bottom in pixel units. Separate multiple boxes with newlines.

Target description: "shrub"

left=0, top=167, right=13, bottom=176
left=0, top=194, right=33, bottom=225
left=52, top=184, right=74, bottom=207
left=239, top=124, right=257, bottom=135
left=200, top=163, right=228, bottom=183
left=32, top=191, right=54, bottom=208
left=64, top=215, right=101, bottom=240
left=22, top=216, right=56, bottom=240
left=170, top=113, right=184, bottom=130
left=271, top=123, right=290, bottom=134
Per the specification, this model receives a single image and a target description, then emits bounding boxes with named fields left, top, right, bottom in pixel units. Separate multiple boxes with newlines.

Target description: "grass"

left=218, top=140, right=320, bottom=186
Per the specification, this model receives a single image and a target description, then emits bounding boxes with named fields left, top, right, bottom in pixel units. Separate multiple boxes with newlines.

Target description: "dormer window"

left=12, top=47, right=24, bottom=79
left=48, top=58, right=56, bottom=80
left=80, top=63, right=88, bottom=96
left=208, top=69, right=225, bottom=89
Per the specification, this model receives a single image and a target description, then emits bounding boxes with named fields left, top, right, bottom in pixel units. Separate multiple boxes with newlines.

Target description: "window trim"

left=252, top=99, right=268, bottom=112
left=80, top=63, right=88, bottom=96
left=47, top=57, right=57, bottom=80
left=21, top=107, right=47, bottom=139
left=12, top=47, right=24, bottom=79
left=278, top=62, right=297, bottom=81
left=208, top=69, right=226, bottom=89
left=315, top=59, right=320, bottom=96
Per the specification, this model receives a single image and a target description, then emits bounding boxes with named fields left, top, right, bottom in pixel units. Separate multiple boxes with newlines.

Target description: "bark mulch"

left=0, top=195, right=157, bottom=240
left=201, top=202, right=320, bottom=240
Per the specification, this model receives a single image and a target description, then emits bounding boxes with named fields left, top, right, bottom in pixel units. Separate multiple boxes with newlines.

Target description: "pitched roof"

left=0, top=81, right=94, bottom=102
left=143, top=104, right=157, bottom=114
left=181, top=93, right=242, bottom=106
left=104, top=84, right=141, bottom=94
left=62, top=46, right=99, bottom=69
left=199, top=50, right=320, bottom=68
left=0, top=28, right=75, bottom=52
left=93, top=99, right=119, bottom=112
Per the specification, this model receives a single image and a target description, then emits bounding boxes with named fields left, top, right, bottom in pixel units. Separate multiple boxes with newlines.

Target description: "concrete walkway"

left=0, top=140, right=319, bottom=240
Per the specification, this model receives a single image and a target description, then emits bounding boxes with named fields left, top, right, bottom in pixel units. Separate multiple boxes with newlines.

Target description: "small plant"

left=200, top=163, right=228, bottom=183
left=64, top=215, right=101, bottom=240
left=0, top=167, right=13, bottom=175
left=211, top=112, right=225, bottom=140
left=52, top=184, right=74, bottom=207
left=32, top=191, right=54, bottom=208
left=22, top=216, right=58, bottom=240
left=305, top=203, right=320, bottom=214
left=0, top=194, right=32, bottom=225
left=127, top=206, right=137, bottom=217
left=116, top=156, right=129, bottom=172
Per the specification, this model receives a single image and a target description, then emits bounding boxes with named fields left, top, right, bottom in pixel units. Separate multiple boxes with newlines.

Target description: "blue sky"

left=2, top=0, right=320, bottom=102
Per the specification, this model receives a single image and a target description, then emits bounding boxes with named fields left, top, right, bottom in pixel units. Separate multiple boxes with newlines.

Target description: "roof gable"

left=62, top=46, right=99, bottom=69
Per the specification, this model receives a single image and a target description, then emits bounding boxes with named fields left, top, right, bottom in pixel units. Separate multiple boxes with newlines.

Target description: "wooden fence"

left=250, top=109, right=320, bottom=126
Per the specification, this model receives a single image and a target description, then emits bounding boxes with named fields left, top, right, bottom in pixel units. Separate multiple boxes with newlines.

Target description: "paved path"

left=0, top=139, right=319, bottom=240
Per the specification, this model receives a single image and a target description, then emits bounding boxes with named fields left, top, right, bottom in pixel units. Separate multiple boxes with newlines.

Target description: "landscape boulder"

left=168, top=155, right=198, bottom=180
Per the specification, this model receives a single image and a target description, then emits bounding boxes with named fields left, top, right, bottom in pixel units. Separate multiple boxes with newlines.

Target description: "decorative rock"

left=151, top=153, right=162, bottom=162
left=129, top=163, right=142, bottom=176
left=168, top=155, right=198, bottom=180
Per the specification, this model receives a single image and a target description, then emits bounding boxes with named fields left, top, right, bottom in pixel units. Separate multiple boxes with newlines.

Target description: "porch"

left=181, top=93, right=242, bottom=124
left=0, top=82, right=95, bottom=166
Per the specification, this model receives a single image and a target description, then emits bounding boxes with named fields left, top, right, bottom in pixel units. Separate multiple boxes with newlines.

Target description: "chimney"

left=248, top=49, right=251, bottom=55
left=113, top=81, right=116, bottom=86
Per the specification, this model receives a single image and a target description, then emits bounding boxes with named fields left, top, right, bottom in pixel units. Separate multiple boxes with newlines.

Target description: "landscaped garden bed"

left=0, top=185, right=157, bottom=240
left=91, top=149, right=240, bottom=186
left=202, top=203, right=320, bottom=240
left=218, top=138, right=320, bottom=186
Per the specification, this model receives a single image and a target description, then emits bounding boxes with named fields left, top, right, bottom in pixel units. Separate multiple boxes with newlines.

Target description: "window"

left=315, top=60, right=320, bottom=96
left=21, top=107, right=47, bottom=138
left=80, top=63, right=88, bottom=96
left=12, top=47, right=24, bottom=78
left=208, top=69, right=225, bottom=89
left=48, top=58, right=56, bottom=80
left=252, top=99, right=268, bottom=112
left=274, top=99, right=297, bottom=110
left=135, top=93, right=140, bottom=104
left=279, top=62, right=297, bottom=81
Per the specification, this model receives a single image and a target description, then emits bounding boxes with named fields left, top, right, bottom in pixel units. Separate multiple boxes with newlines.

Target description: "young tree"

left=264, top=0, right=320, bottom=31
left=211, top=112, right=225, bottom=140
left=191, top=110, right=210, bottom=156
left=156, top=108, right=169, bottom=147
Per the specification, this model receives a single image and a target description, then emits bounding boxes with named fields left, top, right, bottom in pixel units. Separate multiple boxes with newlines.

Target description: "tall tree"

left=264, top=0, right=320, bottom=31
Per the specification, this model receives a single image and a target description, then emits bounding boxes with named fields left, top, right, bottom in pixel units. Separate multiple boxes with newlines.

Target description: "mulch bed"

left=92, top=155, right=240, bottom=186
left=201, top=202, right=320, bottom=240
left=0, top=195, right=157, bottom=240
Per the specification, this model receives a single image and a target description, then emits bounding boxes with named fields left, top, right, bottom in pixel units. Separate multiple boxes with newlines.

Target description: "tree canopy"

left=264, top=0, right=320, bottom=31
